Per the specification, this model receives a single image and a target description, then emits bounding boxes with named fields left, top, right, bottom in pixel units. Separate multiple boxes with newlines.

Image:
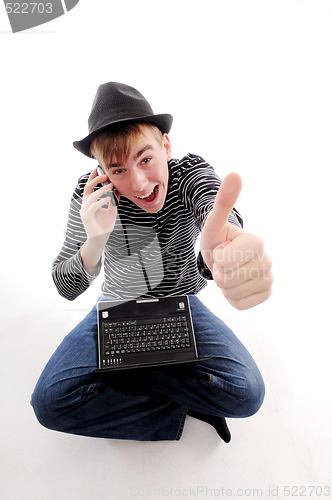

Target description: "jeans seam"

left=180, top=378, right=206, bottom=384
left=87, top=382, right=98, bottom=394
left=86, top=375, right=103, bottom=395
left=175, top=408, right=188, bottom=440
left=106, top=385, right=157, bottom=401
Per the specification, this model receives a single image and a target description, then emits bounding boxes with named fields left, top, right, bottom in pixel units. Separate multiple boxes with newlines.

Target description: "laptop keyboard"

left=102, top=315, right=191, bottom=356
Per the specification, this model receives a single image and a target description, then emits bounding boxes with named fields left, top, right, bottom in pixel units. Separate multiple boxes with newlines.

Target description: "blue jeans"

left=31, top=295, right=265, bottom=441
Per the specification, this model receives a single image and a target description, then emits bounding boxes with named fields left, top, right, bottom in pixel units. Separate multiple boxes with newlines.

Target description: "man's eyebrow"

left=106, top=145, right=154, bottom=170
left=106, top=161, right=121, bottom=169
left=134, top=144, right=154, bottom=160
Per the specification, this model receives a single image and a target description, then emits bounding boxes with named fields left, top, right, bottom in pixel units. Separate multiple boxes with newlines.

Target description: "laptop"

left=96, top=295, right=205, bottom=371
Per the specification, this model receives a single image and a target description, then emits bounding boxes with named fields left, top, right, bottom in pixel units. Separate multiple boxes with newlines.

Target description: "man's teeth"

left=136, top=187, right=155, bottom=199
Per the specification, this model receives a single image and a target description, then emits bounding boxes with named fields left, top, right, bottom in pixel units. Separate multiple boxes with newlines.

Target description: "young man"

left=31, top=82, right=273, bottom=442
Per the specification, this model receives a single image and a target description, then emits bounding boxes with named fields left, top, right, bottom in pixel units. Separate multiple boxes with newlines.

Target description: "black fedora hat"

left=73, top=82, right=173, bottom=157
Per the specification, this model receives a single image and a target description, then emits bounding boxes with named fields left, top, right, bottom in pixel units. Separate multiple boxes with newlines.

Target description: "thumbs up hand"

left=200, top=173, right=273, bottom=310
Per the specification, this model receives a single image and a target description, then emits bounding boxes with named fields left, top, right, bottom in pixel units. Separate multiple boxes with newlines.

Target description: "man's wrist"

left=80, top=234, right=108, bottom=274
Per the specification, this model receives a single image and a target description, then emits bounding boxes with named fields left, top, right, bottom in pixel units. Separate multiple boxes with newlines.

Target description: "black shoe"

left=187, top=409, right=231, bottom=443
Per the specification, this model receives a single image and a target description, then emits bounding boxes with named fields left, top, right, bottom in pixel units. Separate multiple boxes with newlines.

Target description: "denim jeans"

left=31, top=295, right=265, bottom=441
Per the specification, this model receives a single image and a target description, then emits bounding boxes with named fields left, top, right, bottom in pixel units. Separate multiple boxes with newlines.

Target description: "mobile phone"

left=96, top=166, right=119, bottom=207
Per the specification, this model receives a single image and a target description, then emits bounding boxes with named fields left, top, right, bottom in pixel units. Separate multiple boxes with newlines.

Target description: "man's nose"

left=130, top=168, right=148, bottom=192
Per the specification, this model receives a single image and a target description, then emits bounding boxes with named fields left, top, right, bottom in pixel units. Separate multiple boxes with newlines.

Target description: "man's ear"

left=162, top=134, right=172, bottom=160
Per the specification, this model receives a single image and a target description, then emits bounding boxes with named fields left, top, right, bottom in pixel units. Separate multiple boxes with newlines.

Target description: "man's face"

left=100, top=128, right=172, bottom=213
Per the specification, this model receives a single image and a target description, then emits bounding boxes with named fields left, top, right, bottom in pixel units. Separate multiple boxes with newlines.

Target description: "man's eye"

left=113, top=168, right=124, bottom=175
left=141, top=157, right=152, bottom=165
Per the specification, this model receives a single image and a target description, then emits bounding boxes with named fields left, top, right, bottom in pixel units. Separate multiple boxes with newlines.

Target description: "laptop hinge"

left=136, top=298, right=159, bottom=303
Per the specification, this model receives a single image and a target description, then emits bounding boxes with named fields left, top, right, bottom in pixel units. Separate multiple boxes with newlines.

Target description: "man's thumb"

left=211, top=173, right=242, bottom=228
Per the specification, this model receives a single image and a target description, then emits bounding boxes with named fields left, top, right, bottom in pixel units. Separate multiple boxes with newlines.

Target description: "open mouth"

left=135, top=185, right=158, bottom=203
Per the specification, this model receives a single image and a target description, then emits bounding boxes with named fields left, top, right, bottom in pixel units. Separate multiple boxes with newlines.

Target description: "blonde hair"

left=90, top=122, right=163, bottom=167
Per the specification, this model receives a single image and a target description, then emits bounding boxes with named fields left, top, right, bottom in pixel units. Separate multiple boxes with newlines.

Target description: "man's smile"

left=134, top=185, right=159, bottom=201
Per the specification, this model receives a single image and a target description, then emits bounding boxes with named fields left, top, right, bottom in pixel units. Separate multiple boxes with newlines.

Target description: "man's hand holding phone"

left=79, top=168, right=120, bottom=274
left=80, top=167, right=120, bottom=240
left=96, top=165, right=119, bottom=208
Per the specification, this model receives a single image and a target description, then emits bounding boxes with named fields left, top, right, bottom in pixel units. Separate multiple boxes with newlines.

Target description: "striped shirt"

left=52, top=153, right=243, bottom=301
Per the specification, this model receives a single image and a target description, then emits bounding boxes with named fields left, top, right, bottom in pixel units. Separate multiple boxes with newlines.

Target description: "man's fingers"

left=226, top=288, right=273, bottom=311
left=213, top=254, right=273, bottom=289
left=80, top=183, right=115, bottom=218
left=222, top=272, right=274, bottom=302
left=83, top=180, right=114, bottom=206
left=213, top=232, right=265, bottom=270
left=84, top=168, right=108, bottom=196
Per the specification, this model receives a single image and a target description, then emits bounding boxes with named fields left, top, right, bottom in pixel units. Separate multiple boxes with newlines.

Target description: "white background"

left=1, top=1, right=332, bottom=499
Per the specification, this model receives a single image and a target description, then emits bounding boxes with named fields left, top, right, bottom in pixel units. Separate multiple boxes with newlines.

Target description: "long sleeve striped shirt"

left=52, top=153, right=243, bottom=301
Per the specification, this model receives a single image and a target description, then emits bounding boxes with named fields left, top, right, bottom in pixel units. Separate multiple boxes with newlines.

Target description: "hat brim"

left=73, top=113, right=173, bottom=158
